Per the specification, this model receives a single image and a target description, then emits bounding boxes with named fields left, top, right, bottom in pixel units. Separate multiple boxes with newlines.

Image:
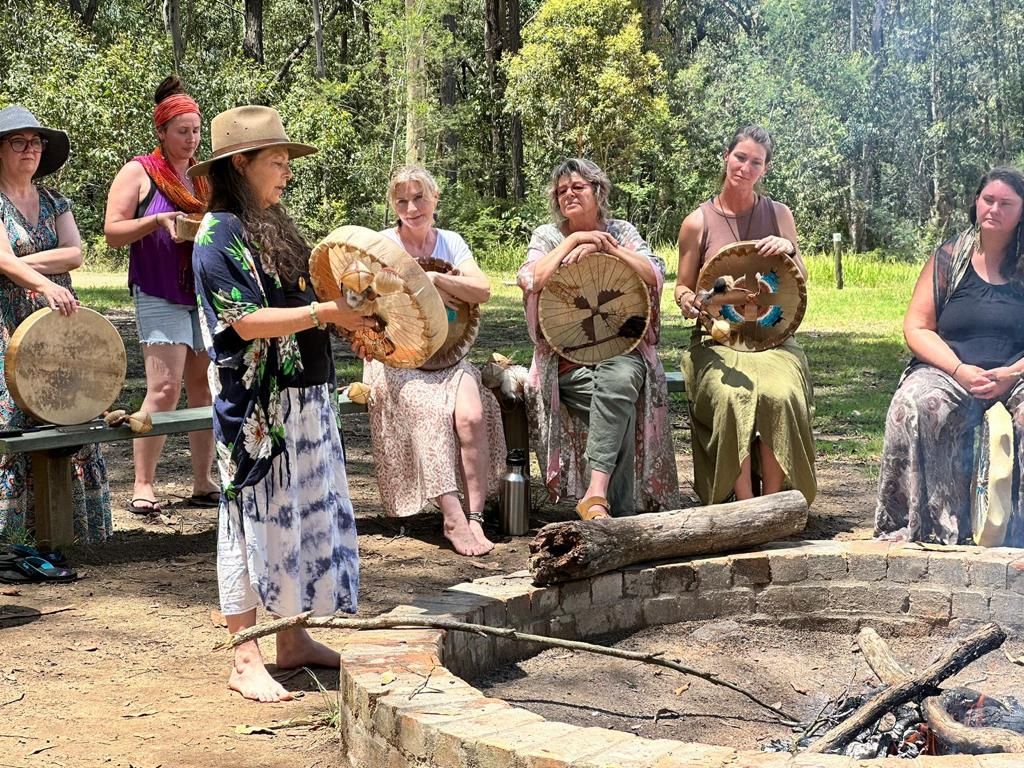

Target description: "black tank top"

left=937, top=262, right=1024, bottom=369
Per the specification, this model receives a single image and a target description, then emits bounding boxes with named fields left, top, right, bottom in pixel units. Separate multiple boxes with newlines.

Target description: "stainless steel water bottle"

left=500, top=448, right=530, bottom=536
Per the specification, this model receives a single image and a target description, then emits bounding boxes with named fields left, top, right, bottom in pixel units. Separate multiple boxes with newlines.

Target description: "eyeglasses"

left=556, top=182, right=593, bottom=199
left=3, top=136, right=48, bottom=153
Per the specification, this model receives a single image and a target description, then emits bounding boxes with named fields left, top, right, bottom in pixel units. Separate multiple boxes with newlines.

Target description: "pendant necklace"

left=717, top=194, right=757, bottom=243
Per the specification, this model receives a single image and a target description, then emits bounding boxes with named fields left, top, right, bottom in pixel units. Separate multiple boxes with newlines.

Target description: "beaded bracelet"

left=309, top=301, right=324, bottom=330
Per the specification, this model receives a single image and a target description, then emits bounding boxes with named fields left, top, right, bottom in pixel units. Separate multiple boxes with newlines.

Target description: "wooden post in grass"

left=832, top=232, right=844, bottom=289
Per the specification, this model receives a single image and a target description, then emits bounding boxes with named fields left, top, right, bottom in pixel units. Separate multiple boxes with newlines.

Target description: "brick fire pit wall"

left=338, top=540, right=1024, bottom=767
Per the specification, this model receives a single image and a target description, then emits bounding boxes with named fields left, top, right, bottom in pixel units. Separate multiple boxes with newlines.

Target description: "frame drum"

left=696, top=240, right=807, bottom=352
left=310, top=226, right=448, bottom=369
left=538, top=253, right=651, bottom=366
left=416, top=256, right=480, bottom=371
left=5, top=307, right=127, bottom=425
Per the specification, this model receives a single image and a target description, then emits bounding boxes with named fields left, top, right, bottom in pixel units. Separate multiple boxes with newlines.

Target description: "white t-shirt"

left=380, top=227, right=473, bottom=269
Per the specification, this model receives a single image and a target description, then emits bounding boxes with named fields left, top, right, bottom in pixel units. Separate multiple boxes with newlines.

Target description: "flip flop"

left=0, top=565, right=32, bottom=584
left=14, top=556, right=76, bottom=583
left=1, top=544, right=67, bottom=567
left=187, top=491, right=221, bottom=508
left=126, top=497, right=163, bottom=515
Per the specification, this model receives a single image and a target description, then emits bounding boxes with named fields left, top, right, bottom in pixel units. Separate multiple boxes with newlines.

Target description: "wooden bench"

left=0, top=372, right=685, bottom=547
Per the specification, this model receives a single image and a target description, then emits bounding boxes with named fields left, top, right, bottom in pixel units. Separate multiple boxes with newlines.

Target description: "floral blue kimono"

left=192, top=212, right=358, bottom=618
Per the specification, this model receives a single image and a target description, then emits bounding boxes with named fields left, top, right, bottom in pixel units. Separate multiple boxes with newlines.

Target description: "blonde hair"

left=387, top=164, right=440, bottom=209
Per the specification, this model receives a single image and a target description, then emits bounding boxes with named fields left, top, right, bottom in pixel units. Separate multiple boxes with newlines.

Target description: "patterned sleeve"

left=39, top=188, right=71, bottom=219
left=611, top=219, right=664, bottom=279
left=192, top=212, right=266, bottom=367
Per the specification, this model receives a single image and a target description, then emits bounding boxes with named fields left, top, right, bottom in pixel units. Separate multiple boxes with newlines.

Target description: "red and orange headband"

left=153, top=93, right=201, bottom=128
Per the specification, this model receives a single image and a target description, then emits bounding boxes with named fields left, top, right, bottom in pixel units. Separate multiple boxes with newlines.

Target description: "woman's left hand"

left=755, top=236, right=795, bottom=258
left=971, top=366, right=1024, bottom=399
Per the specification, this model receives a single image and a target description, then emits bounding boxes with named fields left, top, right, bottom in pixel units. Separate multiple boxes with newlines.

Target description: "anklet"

left=466, top=512, right=485, bottom=524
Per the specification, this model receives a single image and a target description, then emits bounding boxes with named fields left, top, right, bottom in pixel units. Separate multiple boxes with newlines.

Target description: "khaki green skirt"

left=681, top=333, right=816, bottom=505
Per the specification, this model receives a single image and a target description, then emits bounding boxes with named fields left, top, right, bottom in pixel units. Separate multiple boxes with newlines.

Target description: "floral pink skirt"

left=363, top=359, right=506, bottom=517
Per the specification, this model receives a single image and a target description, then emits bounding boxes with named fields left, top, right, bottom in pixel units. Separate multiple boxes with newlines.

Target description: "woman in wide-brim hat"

left=104, top=76, right=220, bottom=516
left=190, top=105, right=370, bottom=703
left=0, top=105, right=113, bottom=544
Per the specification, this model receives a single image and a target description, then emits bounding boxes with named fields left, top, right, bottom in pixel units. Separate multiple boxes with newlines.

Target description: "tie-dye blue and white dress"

left=192, top=212, right=359, bottom=618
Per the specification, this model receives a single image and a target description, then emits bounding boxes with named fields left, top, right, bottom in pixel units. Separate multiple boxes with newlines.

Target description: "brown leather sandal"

left=575, top=495, right=611, bottom=521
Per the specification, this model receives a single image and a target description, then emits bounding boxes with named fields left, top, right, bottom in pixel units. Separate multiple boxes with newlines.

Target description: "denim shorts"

left=133, top=286, right=204, bottom=351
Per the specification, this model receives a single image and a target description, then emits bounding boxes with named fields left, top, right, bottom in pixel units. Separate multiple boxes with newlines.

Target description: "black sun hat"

left=0, top=105, right=71, bottom=179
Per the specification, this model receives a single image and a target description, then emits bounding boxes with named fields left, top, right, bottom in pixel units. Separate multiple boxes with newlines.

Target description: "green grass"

left=79, top=250, right=920, bottom=464
left=73, top=272, right=132, bottom=314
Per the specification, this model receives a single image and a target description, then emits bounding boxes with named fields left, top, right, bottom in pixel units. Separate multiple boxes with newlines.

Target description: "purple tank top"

left=128, top=184, right=196, bottom=307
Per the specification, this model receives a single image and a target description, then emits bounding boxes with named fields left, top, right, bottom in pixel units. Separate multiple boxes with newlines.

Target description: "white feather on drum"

left=309, top=225, right=448, bottom=369
left=538, top=252, right=651, bottom=366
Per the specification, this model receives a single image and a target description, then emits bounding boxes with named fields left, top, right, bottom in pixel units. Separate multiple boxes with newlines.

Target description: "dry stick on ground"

left=806, top=622, right=1007, bottom=754
left=858, top=626, right=1024, bottom=754
left=529, top=491, right=808, bottom=585
left=215, top=612, right=798, bottom=723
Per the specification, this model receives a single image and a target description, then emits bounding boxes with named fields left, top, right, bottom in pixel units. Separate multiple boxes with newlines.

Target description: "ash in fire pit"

left=474, top=619, right=1024, bottom=757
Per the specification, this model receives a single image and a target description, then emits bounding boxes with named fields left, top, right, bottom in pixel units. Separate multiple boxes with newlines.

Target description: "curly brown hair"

left=205, top=153, right=310, bottom=284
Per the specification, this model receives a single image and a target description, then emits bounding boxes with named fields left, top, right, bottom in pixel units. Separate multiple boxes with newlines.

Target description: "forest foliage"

left=2, top=0, right=1023, bottom=266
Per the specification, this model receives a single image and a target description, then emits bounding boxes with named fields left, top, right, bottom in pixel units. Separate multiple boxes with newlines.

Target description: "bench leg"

left=496, top=396, right=531, bottom=458
left=30, top=451, right=74, bottom=548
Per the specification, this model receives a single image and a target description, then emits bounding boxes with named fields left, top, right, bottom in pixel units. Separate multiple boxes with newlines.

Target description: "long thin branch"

left=216, top=612, right=798, bottom=722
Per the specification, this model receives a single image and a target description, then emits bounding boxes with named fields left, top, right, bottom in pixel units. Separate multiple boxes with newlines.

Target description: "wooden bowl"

left=175, top=214, right=205, bottom=242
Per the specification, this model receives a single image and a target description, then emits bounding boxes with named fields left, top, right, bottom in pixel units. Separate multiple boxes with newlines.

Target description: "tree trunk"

left=485, top=0, right=508, bottom=199
left=339, top=0, right=350, bottom=74
left=528, top=491, right=808, bottom=585
left=163, top=0, right=185, bottom=73
left=858, top=627, right=1024, bottom=754
left=640, top=0, right=665, bottom=48
left=806, top=623, right=1007, bottom=754
left=439, top=13, right=459, bottom=183
left=505, top=0, right=525, bottom=201
left=311, top=0, right=326, bottom=78
left=69, top=0, right=100, bottom=26
left=928, top=0, right=943, bottom=226
left=243, top=0, right=264, bottom=64
left=405, top=0, right=427, bottom=164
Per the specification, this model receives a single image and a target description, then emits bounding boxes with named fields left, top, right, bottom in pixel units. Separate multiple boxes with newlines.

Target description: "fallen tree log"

left=806, top=622, right=1007, bottom=754
left=529, top=490, right=807, bottom=585
left=858, top=626, right=1024, bottom=754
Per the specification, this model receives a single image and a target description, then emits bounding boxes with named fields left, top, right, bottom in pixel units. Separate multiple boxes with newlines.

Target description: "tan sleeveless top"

left=698, top=195, right=780, bottom=264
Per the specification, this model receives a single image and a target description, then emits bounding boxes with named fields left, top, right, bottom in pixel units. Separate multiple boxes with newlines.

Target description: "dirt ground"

left=0, top=312, right=879, bottom=768
left=476, top=620, right=1024, bottom=752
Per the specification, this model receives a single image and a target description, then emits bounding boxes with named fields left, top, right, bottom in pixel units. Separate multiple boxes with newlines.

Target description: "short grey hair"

left=546, top=158, right=611, bottom=224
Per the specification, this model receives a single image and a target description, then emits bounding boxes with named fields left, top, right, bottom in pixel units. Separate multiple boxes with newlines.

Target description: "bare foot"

left=467, top=519, right=495, bottom=555
left=229, top=642, right=294, bottom=703
left=443, top=516, right=489, bottom=556
left=275, top=628, right=341, bottom=669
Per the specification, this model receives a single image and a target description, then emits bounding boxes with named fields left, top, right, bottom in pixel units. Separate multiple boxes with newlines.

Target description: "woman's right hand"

left=676, top=287, right=701, bottom=319
left=316, top=300, right=377, bottom=334
left=39, top=281, right=79, bottom=316
left=953, top=363, right=990, bottom=395
left=157, top=212, right=184, bottom=243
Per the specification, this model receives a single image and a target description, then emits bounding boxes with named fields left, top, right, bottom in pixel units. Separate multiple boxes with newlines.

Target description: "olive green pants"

left=558, top=352, right=646, bottom=516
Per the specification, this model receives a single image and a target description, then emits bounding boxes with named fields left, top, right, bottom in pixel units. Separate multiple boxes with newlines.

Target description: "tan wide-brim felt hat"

left=187, top=105, right=316, bottom=178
